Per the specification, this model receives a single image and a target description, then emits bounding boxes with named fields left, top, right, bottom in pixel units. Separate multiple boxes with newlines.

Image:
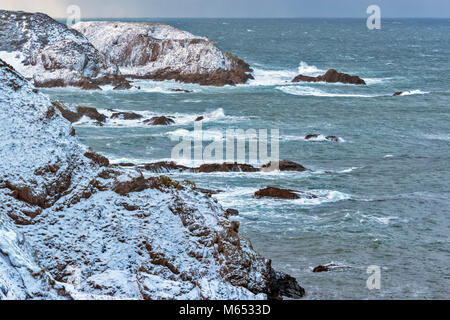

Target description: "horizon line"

left=52, top=16, right=450, bottom=20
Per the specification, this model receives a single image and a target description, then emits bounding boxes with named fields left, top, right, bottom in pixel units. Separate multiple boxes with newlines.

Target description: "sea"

left=47, top=18, right=450, bottom=299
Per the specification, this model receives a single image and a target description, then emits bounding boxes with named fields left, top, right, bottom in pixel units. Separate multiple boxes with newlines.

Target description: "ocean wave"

left=281, top=134, right=346, bottom=143
left=247, top=68, right=297, bottom=86
left=74, top=107, right=230, bottom=128
left=423, top=134, right=450, bottom=141
left=297, top=61, right=325, bottom=76
left=396, top=90, right=429, bottom=96
left=214, top=187, right=350, bottom=207
left=277, top=85, right=378, bottom=97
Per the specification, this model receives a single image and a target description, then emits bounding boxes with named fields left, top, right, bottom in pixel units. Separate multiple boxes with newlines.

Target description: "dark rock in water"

left=225, top=208, right=239, bottom=217
left=268, top=269, right=306, bottom=300
left=255, top=186, right=318, bottom=200
left=111, top=112, right=143, bottom=120
left=197, top=162, right=259, bottom=173
left=195, top=116, right=204, bottom=122
left=171, top=89, right=193, bottom=93
left=326, top=136, right=339, bottom=142
left=305, top=134, right=340, bottom=142
left=305, top=134, right=320, bottom=140
left=313, top=265, right=330, bottom=273
left=113, top=82, right=132, bottom=90
left=313, top=264, right=343, bottom=273
left=76, top=106, right=107, bottom=123
left=255, top=187, right=300, bottom=200
left=144, top=116, right=175, bottom=126
left=84, top=152, right=110, bottom=167
left=261, top=160, right=308, bottom=172
left=393, top=91, right=403, bottom=96
left=117, top=162, right=135, bottom=167
left=52, top=102, right=107, bottom=124
left=81, top=80, right=102, bottom=91
left=139, top=161, right=189, bottom=173
left=293, top=69, right=366, bottom=85
left=196, top=188, right=223, bottom=197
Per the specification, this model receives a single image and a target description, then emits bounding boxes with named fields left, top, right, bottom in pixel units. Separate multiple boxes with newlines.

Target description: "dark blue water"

left=47, top=18, right=450, bottom=299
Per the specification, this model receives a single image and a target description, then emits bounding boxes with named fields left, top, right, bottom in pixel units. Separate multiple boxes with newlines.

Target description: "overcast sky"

left=1, top=0, right=449, bottom=18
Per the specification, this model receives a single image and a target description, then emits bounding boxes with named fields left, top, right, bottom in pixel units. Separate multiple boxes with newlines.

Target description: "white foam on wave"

left=297, top=61, right=325, bottom=76
left=248, top=68, right=297, bottom=86
left=281, top=134, right=346, bottom=143
left=74, top=107, right=230, bottom=128
left=396, top=90, right=429, bottom=96
left=214, top=187, right=350, bottom=207
left=277, top=85, right=379, bottom=98
left=424, top=134, right=450, bottom=141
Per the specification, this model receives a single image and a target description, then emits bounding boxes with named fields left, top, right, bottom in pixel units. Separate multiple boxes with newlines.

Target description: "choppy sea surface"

left=46, top=18, right=450, bottom=299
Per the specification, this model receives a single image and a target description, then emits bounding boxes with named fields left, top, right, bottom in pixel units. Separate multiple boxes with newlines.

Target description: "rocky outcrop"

left=305, top=134, right=340, bottom=142
left=255, top=187, right=318, bottom=200
left=0, top=59, right=304, bottom=300
left=110, top=112, right=143, bottom=120
left=52, top=102, right=107, bottom=125
left=144, top=116, right=175, bottom=126
left=197, top=163, right=259, bottom=173
left=73, top=21, right=253, bottom=86
left=0, top=10, right=129, bottom=89
left=261, top=160, right=308, bottom=172
left=136, top=160, right=308, bottom=174
left=293, top=69, right=366, bottom=85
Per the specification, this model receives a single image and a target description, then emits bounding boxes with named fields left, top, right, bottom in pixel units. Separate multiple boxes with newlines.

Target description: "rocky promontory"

left=293, top=69, right=366, bottom=85
left=73, top=21, right=253, bottom=86
left=0, top=59, right=304, bottom=300
left=0, top=11, right=253, bottom=88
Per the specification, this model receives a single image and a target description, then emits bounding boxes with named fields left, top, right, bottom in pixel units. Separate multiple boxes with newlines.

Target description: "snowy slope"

left=0, top=59, right=302, bottom=300
left=0, top=10, right=120, bottom=88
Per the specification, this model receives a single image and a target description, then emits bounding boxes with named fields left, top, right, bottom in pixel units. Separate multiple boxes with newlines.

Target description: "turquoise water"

left=46, top=18, right=450, bottom=299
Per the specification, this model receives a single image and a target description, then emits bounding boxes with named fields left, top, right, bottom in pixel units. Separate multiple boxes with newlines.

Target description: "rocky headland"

left=0, top=59, right=304, bottom=300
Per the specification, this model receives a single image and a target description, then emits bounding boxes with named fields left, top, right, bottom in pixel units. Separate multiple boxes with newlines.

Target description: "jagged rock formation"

left=0, top=59, right=304, bottom=300
left=73, top=21, right=253, bottom=86
left=254, top=187, right=318, bottom=200
left=292, top=69, right=366, bottom=85
left=0, top=10, right=129, bottom=89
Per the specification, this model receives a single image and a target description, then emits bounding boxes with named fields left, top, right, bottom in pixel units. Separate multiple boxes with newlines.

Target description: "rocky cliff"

left=0, top=59, right=303, bottom=300
left=0, top=11, right=252, bottom=88
left=0, top=10, right=126, bottom=89
left=73, top=21, right=253, bottom=86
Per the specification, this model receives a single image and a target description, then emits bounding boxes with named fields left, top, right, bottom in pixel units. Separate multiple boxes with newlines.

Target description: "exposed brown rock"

left=113, top=82, right=132, bottom=90
left=197, top=162, right=259, bottom=173
left=139, top=161, right=189, bottom=173
left=254, top=187, right=300, bottom=200
left=313, top=265, right=330, bottom=273
left=52, top=102, right=107, bottom=124
left=195, top=116, right=204, bottom=121
left=268, top=269, right=306, bottom=300
left=225, top=208, right=239, bottom=217
left=393, top=91, right=403, bottom=96
left=170, top=89, right=193, bottom=93
left=84, top=152, right=110, bottom=167
left=261, top=160, right=308, bottom=172
left=143, top=116, right=175, bottom=126
left=305, top=134, right=340, bottom=142
left=111, top=112, right=143, bottom=120
left=80, top=80, right=102, bottom=91
left=293, top=69, right=366, bottom=85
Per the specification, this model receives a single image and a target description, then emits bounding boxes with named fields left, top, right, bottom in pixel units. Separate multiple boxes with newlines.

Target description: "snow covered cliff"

left=0, top=59, right=304, bottom=299
left=73, top=21, right=253, bottom=86
left=0, top=10, right=124, bottom=89
left=0, top=10, right=252, bottom=88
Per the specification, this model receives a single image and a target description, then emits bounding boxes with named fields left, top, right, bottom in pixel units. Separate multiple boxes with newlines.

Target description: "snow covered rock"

left=73, top=21, right=253, bottom=86
left=0, top=59, right=304, bottom=300
left=0, top=10, right=126, bottom=89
